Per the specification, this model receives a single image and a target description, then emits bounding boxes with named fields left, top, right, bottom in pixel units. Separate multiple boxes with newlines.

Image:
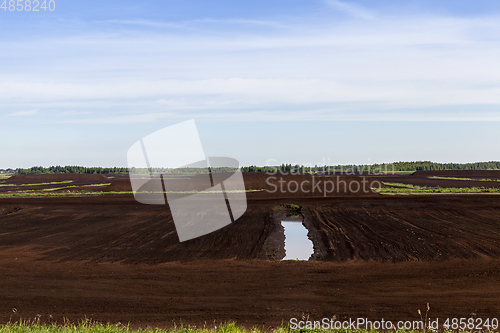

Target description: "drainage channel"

left=282, top=220, right=314, bottom=260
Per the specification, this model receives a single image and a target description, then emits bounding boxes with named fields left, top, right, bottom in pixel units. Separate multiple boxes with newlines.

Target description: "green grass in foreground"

left=1, top=321, right=493, bottom=333
left=0, top=322, right=283, bottom=333
left=378, top=182, right=500, bottom=195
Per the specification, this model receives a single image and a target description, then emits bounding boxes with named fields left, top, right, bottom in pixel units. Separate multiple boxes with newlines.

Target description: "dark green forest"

left=4, top=161, right=500, bottom=175
left=14, top=166, right=129, bottom=175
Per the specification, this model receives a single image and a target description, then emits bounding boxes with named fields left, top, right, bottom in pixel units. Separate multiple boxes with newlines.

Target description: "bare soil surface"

left=7, top=174, right=109, bottom=183
left=374, top=172, right=500, bottom=189
left=104, top=173, right=381, bottom=198
left=1, top=252, right=499, bottom=329
left=0, top=174, right=112, bottom=193
left=317, top=170, right=500, bottom=188
left=1, top=172, right=499, bottom=328
left=412, top=170, right=500, bottom=178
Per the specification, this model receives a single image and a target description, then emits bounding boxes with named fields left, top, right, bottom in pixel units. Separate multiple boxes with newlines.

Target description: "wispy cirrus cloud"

left=103, top=19, right=186, bottom=29
left=7, top=109, right=38, bottom=117
left=324, top=0, right=375, bottom=20
left=102, top=18, right=289, bottom=31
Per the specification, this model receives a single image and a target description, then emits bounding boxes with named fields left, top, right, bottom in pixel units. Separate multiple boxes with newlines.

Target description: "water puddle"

left=282, top=220, right=313, bottom=260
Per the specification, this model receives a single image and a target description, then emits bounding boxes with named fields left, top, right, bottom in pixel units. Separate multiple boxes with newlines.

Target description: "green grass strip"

left=377, top=186, right=500, bottom=195
left=380, top=182, right=417, bottom=189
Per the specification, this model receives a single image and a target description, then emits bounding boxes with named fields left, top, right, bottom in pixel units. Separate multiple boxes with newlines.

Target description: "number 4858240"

left=1, top=0, right=55, bottom=11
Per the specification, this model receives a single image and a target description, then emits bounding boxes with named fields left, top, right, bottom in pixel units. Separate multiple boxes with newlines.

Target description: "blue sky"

left=1, top=0, right=500, bottom=168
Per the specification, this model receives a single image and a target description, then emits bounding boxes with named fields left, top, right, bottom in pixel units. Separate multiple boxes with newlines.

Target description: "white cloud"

left=56, top=108, right=500, bottom=124
left=58, top=111, right=92, bottom=116
left=103, top=19, right=186, bottom=29
left=104, top=18, right=288, bottom=29
left=7, top=109, right=38, bottom=116
left=1, top=77, right=500, bottom=109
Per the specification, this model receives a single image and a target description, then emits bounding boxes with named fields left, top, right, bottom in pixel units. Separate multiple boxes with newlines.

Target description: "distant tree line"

left=243, top=161, right=500, bottom=173
left=16, top=166, right=129, bottom=175
left=362, top=161, right=500, bottom=172
left=11, top=161, right=500, bottom=175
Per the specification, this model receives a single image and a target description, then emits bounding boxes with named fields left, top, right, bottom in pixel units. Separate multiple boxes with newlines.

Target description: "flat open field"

left=1, top=172, right=500, bottom=328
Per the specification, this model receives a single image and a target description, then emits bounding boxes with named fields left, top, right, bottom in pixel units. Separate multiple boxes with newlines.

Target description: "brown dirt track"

left=1, top=172, right=500, bottom=328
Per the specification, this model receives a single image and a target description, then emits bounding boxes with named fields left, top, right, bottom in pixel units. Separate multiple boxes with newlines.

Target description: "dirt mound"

left=412, top=170, right=500, bottom=178
left=103, top=179, right=133, bottom=192
left=0, top=205, right=24, bottom=216
left=8, top=174, right=108, bottom=183
left=308, top=196, right=500, bottom=261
